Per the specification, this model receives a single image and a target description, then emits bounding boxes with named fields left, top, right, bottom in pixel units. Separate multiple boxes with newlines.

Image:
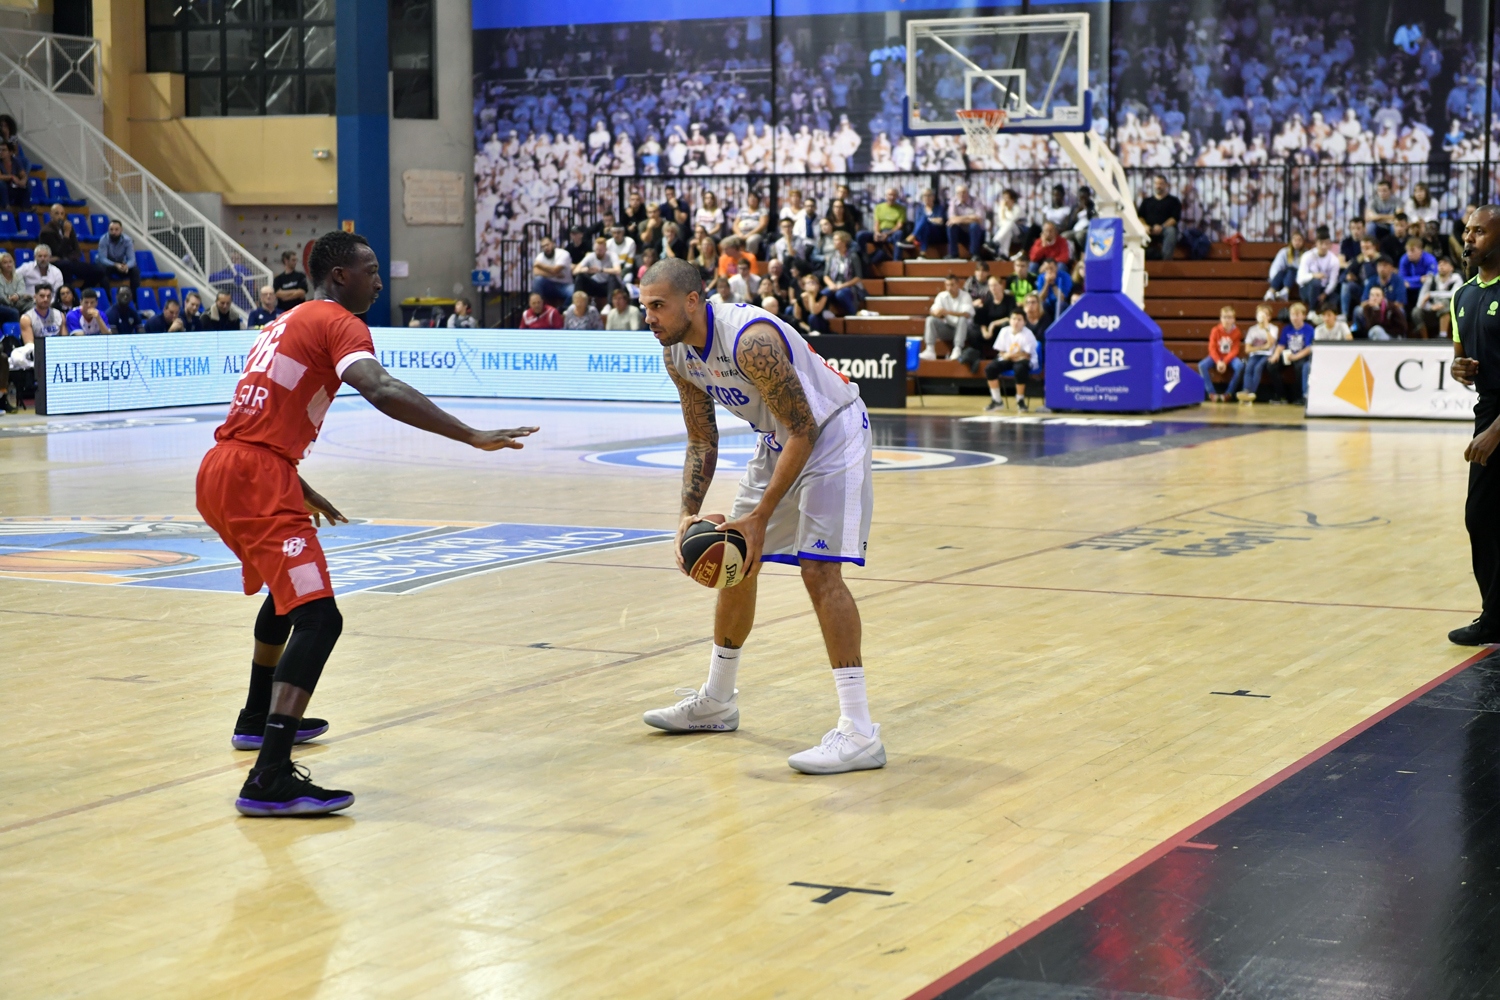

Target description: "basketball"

left=680, top=518, right=748, bottom=589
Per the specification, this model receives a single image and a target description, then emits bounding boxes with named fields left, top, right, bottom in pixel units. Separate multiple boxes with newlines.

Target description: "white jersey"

left=668, top=301, right=860, bottom=451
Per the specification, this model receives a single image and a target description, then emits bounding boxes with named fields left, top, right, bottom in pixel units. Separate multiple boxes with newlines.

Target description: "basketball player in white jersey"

left=637, top=257, right=884, bottom=774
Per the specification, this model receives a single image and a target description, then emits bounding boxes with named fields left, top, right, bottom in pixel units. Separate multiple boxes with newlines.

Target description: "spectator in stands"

left=1296, top=227, right=1341, bottom=312
left=791, top=195, right=820, bottom=242
left=983, top=310, right=1040, bottom=412
left=1237, top=303, right=1278, bottom=403
left=519, top=291, right=562, bottom=329
left=661, top=185, right=690, bottom=229
left=695, top=191, right=727, bottom=240
left=860, top=187, right=906, bottom=265
left=1036, top=259, right=1072, bottom=322
left=143, top=297, right=184, bottom=333
left=1266, top=302, right=1315, bottom=402
left=921, top=273, right=973, bottom=360
left=0, top=252, right=25, bottom=324
left=107, top=287, right=141, bottom=335
left=1028, top=222, right=1071, bottom=275
left=66, top=288, right=111, bottom=335
left=1067, top=186, right=1098, bottom=259
left=772, top=218, right=812, bottom=272
left=822, top=231, right=864, bottom=315
left=603, top=287, right=643, bottom=330
left=247, top=285, right=277, bottom=328
left=203, top=290, right=246, bottom=331
left=832, top=185, right=863, bottom=232
left=1365, top=178, right=1399, bottom=237
left=606, top=224, right=637, bottom=272
left=1357, top=285, right=1408, bottom=340
left=762, top=256, right=793, bottom=301
left=826, top=199, right=859, bottom=249
left=1199, top=306, right=1243, bottom=402
left=690, top=236, right=719, bottom=284
left=563, top=290, right=603, bottom=330
left=447, top=297, right=477, bottom=329
left=1138, top=175, right=1181, bottom=261
left=0, top=141, right=25, bottom=209
left=531, top=235, right=574, bottom=305
left=20, top=284, right=63, bottom=343
left=717, top=236, right=754, bottom=278
left=779, top=187, right=805, bottom=224
left=964, top=259, right=992, bottom=301
left=638, top=205, right=666, bottom=258
left=790, top=273, right=829, bottom=335
left=946, top=183, right=985, bottom=260
left=39, top=203, right=105, bottom=288
left=1413, top=257, right=1461, bottom=338
left=810, top=218, right=839, bottom=270
left=911, top=188, right=946, bottom=257
left=180, top=290, right=204, bottom=331
left=635, top=246, right=659, bottom=287
left=622, top=190, right=648, bottom=240
left=1379, top=215, right=1412, bottom=264
left=563, top=226, right=591, bottom=265
left=1266, top=231, right=1306, bottom=301
left=1399, top=238, right=1438, bottom=310
left=1363, top=256, right=1407, bottom=320
left=661, top=222, right=688, bottom=260
left=1340, top=237, right=1382, bottom=319
left=17, top=244, right=63, bottom=300
left=733, top=192, right=769, bottom=256
left=729, top=258, right=760, bottom=304
left=991, top=188, right=1022, bottom=259
left=1022, top=292, right=1051, bottom=342
left=707, top=275, right=734, bottom=307
left=55, top=285, right=77, bottom=315
left=94, top=220, right=142, bottom=298
left=273, top=251, right=308, bottom=313
left=1338, top=218, right=1364, bottom=271
left=1314, top=304, right=1353, bottom=342
left=1404, top=182, right=1439, bottom=227
left=975, top=275, right=1016, bottom=341
left=573, top=236, right=621, bottom=304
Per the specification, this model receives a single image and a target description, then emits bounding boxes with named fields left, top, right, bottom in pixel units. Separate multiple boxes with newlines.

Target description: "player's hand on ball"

left=721, top=511, right=767, bottom=580
left=469, top=426, right=540, bottom=451
left=675, top=513, right=722, bottom=573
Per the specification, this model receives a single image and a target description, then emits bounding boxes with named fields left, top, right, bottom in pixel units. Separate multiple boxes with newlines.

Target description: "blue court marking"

left=583, top=433, right=1004, bottom=472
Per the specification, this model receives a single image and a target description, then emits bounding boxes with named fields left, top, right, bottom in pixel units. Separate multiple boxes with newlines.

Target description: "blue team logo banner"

left=38, top=330, right=679, bottom=416
left=0, top=516, right=669, bottom=596
left=585, top=434, right=1004, bottom=471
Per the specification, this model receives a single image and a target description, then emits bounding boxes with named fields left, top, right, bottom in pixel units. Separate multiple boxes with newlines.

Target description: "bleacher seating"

left=2, top=321, right=17, bottom=340
left=14, top=247, right=33, bottom=265
left=17, top=212, right=39, bottom=241
left=70, top=214, right=95, bottom=244
left=136, top=250, right=175, bottom=281
left=1147, top=242, right=1281, bottom=363
left=47, top=178, right=86, bottom=208
left=136, top=286, right=158, bottom=314
left=157, top=286, right=178, bottom=307
left=26, top=177, right=44, bottom=206
left=0, top=212, right=14, bottom=240
left=90, top=214, right=109, bottom=239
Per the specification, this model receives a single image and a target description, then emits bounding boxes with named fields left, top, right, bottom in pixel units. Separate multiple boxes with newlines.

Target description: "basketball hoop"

left=956, top=108, right=1009, bottom=158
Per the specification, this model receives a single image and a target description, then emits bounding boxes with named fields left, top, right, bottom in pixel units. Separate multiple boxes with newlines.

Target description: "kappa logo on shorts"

left=811, top=539, right=829, bottom=550
left=282, top=536, right=306, bottom=557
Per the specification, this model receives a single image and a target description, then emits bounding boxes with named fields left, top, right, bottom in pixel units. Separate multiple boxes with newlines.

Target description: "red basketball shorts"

left=195, top=442, right=334, bottom=615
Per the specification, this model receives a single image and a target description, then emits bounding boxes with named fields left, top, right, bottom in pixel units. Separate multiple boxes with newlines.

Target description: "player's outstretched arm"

left=341, top=358, right=538, bottom=451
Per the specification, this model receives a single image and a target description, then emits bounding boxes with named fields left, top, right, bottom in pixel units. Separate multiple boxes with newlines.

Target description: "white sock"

left=832, top=666, right=873, bottom=736
left=705, top=644, right=740, bottom=702
left=989, top=387, right=1002, bottom=402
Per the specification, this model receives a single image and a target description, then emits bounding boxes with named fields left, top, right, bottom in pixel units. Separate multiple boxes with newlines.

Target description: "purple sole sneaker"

left=230, top=718, right=330, bottom=750
left=234, top=791, right=355, bottom=817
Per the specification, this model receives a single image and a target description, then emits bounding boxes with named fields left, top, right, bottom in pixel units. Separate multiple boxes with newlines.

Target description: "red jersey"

left=214, top=300, right=376, bottom=463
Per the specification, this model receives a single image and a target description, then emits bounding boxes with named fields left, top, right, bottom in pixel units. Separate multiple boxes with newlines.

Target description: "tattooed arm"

left=724, top=322, right=819, bottom=575
left=667, top=349, right=719, bottom=571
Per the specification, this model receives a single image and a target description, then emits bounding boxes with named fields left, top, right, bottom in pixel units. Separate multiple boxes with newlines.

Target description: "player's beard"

left=650, top=306, right=692, bottom=347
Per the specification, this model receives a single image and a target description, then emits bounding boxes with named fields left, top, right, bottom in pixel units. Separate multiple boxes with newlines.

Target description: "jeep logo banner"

left=808, top=335, right=908, bottom=408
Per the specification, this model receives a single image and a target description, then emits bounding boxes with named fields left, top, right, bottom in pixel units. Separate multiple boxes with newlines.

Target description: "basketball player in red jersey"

left=197, top=231, right=538, bottom=816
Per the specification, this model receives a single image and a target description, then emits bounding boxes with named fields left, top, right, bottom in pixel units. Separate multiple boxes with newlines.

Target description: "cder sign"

left=807, top=334, right=907, bottom=408
left=1305, top=342, right=1474, bottom=420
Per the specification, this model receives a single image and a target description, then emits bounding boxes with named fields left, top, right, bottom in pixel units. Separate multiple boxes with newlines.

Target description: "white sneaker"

left=1262, top=288, right=1275, bottom=301
left=787, top=717, right=886, bottom=774
left=918, top=348, right=937, bottom=361
left=642, top=686, right=739, bottom=733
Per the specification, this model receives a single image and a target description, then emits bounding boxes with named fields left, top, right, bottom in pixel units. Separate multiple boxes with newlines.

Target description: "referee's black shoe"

left=1449, top=617, right=1500, bottom=645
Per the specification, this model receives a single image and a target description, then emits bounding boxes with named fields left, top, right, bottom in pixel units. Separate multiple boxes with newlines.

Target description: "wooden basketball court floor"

left=0, top=394, right=1481, bottom=998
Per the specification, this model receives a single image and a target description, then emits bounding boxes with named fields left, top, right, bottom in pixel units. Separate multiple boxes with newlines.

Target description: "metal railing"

left=0, top=50, right=272, bottom=306
left=0, top=29, right=98, bottom=96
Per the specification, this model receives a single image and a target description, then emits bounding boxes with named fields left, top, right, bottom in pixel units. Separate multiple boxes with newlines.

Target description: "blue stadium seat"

left=13, top=247, right=33, bottom=265
left=136, top=286, right=158, bottom=314
left=27, top=177, right=44, bottom=205
left=47, top=178, right=87, bottom=208
left=135, top=249, right=175, bottom=280
left=87, top=287, right=108, bottom=305
left=70, top=213, right=95, bottom=243
left=0, top=212, right=15, bottom=239
left=17, top=212, right=40, bottom=241
left=90, top=214, right=110, bottom=239
left=156, top=285, right=178, bottom=307
left=1, top=322, right=18, bottom=341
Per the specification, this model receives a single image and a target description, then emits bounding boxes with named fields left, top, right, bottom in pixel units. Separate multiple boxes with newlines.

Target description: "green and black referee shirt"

left=1452, top=273, right=1500, bottom=421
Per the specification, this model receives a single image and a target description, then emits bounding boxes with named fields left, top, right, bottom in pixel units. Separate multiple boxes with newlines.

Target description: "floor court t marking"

left=1212, top=689, right=1271, bottom=698
left=789, top=881, right=894, bottom=904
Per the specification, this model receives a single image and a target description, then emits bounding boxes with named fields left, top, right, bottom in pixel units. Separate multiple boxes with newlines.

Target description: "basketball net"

left=956, top=108, right=1009, bottom=158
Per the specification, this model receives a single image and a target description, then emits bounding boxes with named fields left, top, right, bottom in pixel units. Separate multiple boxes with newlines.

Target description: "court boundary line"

left=903, top=648, right=1496, bottom=1000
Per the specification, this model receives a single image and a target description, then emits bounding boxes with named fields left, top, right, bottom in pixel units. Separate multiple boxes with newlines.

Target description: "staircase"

left=1147, top=242, right=1280, bottom=363
left=0, top=49, right=271, bottom=300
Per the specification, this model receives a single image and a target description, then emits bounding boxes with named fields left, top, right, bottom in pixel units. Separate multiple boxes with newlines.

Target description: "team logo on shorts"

left=282, top=537, right=306, bottom=557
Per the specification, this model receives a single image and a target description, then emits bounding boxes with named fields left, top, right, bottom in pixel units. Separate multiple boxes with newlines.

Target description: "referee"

left=1450, top=204, right=1500, bottom=643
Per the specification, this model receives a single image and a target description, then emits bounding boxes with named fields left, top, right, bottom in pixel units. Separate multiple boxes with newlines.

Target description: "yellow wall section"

left=93, top=0, right=337, bottom=206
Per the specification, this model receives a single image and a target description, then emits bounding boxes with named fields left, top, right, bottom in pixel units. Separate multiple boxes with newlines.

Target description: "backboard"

left=904, top=12, right=1091, bottom=137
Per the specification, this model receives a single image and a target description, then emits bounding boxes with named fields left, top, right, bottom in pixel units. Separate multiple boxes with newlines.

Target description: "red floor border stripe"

left=905, top=649, right=1494, bottom=1000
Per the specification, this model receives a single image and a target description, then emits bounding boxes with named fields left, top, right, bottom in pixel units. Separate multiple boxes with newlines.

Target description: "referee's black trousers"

left=1467, top=414, right=1500, bottom=626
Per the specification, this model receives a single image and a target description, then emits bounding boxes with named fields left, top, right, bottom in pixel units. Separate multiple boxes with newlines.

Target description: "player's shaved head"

left=1463, top=205, right=1500, bottom=274
left=640, top=258, right=704, bottom=347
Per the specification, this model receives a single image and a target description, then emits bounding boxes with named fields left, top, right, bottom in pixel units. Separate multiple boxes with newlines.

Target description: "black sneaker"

left=1449, top=618, right=1500, bottom=645
left=231, top=710, right=330, bottom=750
left=235, top=761, right=354, bottom=817
left=984, top=399, right=1005, bottom=412
left=1017, top=396, right=1029, bottom=411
